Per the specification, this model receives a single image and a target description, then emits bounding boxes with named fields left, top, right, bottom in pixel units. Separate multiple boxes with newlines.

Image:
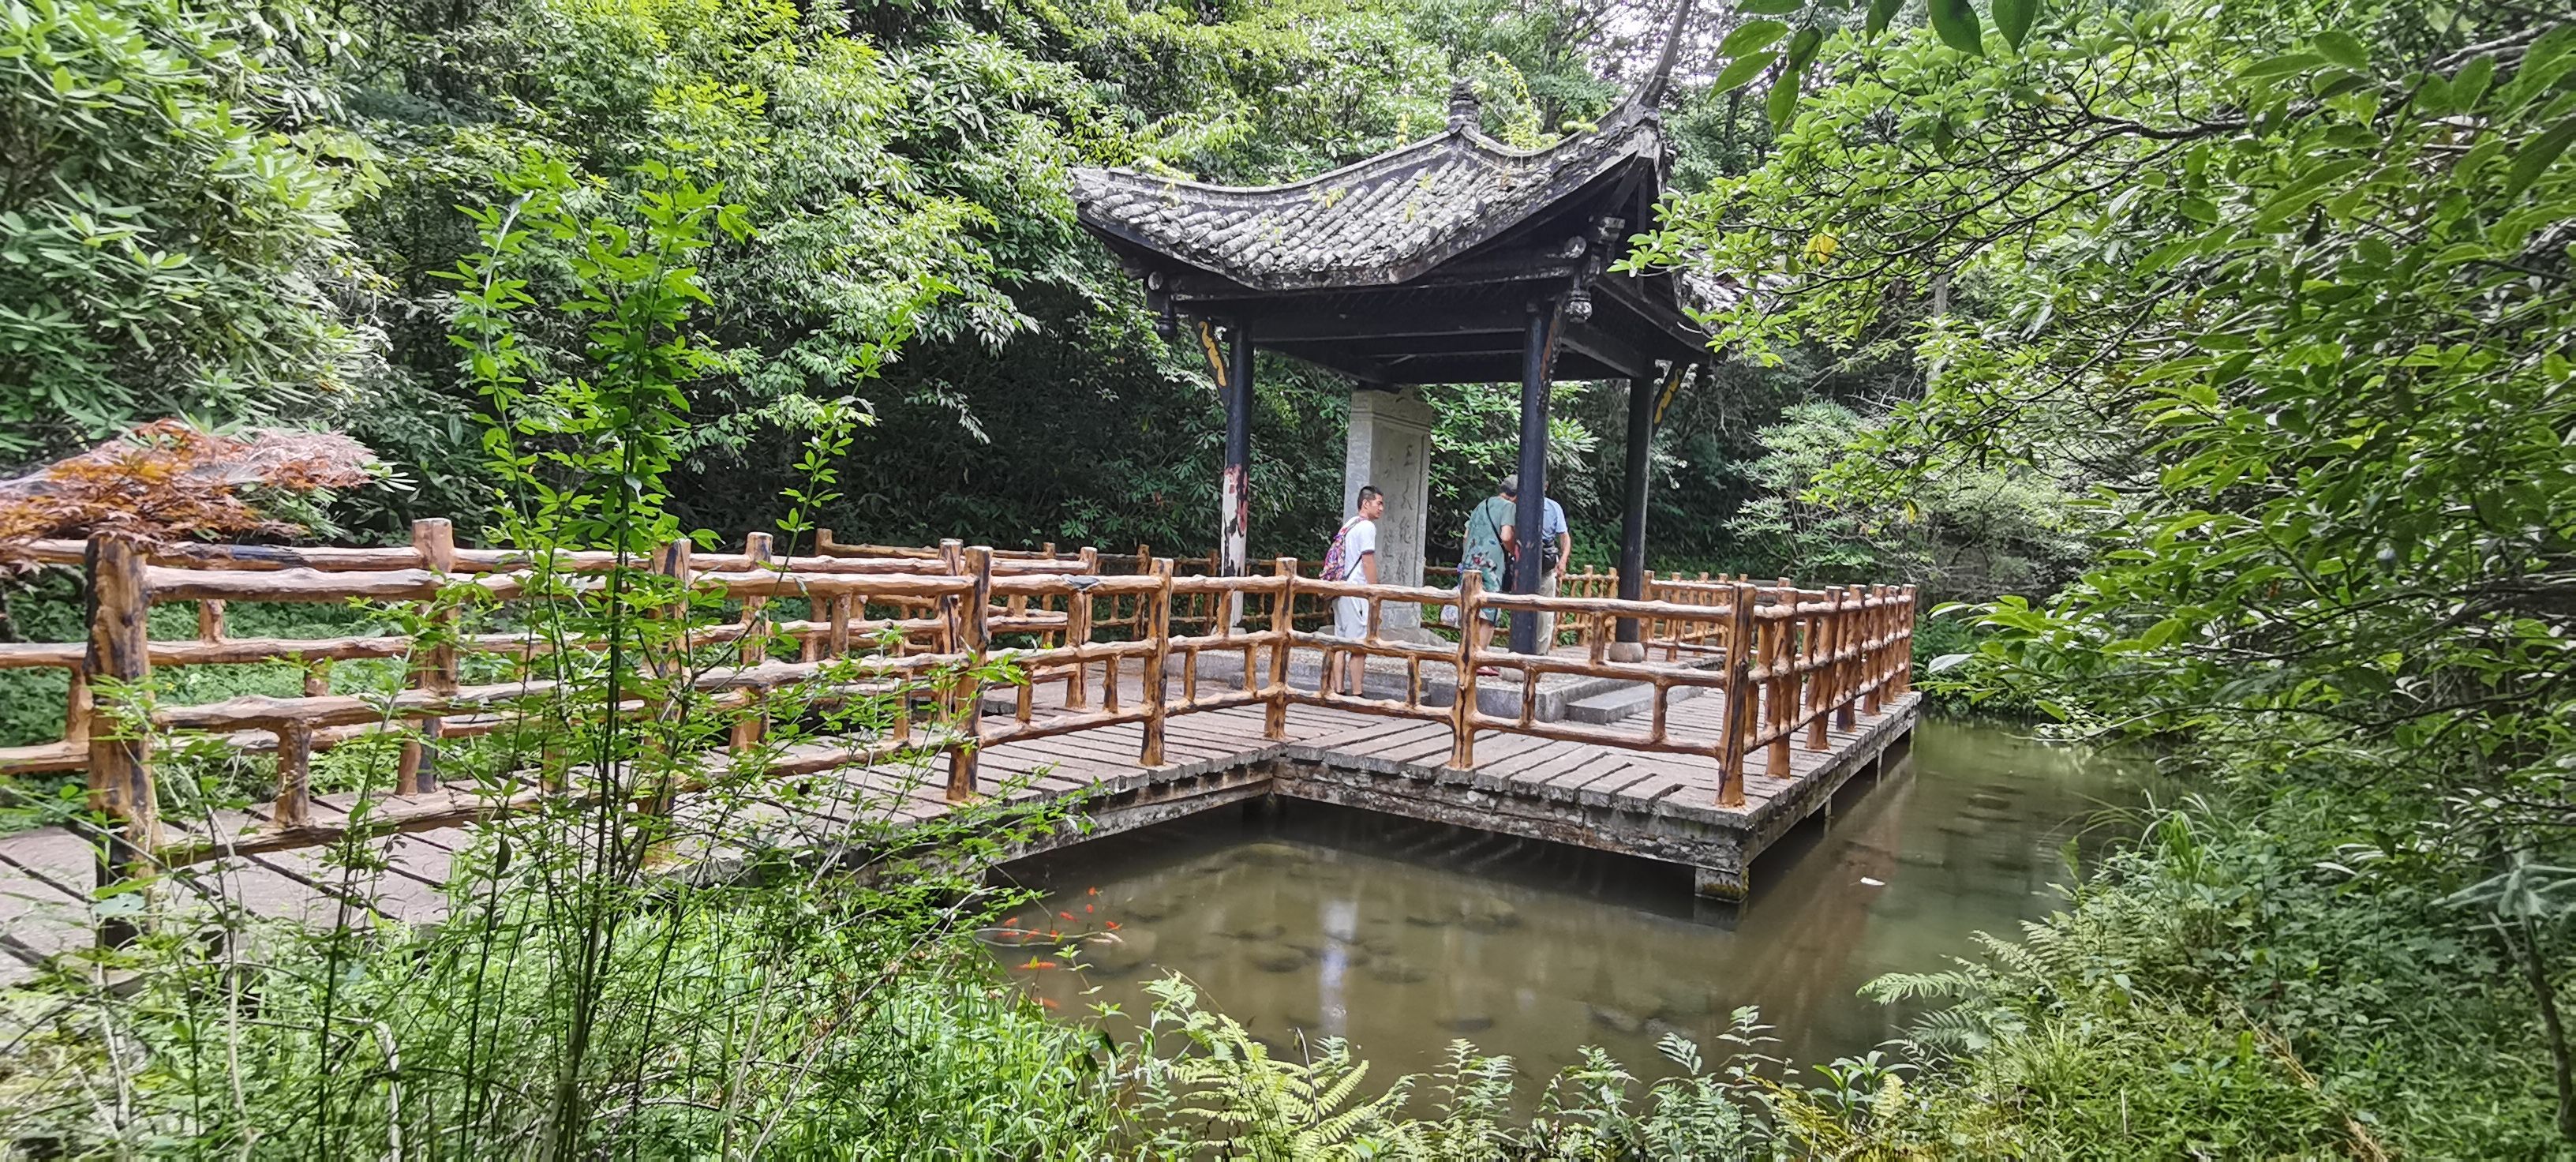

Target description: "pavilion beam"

left=1559, top=320, right=1653, bottom=382
left=1368, top=350, right=1623, bottom=386
left=1268, top=332, right=1523, bottom=360
left=1164, top=252, right=1580, bottom=301
left=1591, top=275, right=1707, bottom=357
left=1509, top=298, right=1564, bottom=656
left=1237, top=305, right=1526, bottom=345
left=1253, top=341, right=1393, bottom=387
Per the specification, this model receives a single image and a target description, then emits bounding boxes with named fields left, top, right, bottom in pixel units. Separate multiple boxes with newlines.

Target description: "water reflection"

left=990, top=720, right=2144, bottom=1076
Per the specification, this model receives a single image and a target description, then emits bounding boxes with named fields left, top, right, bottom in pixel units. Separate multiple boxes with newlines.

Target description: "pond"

left=987, top=719, right=2147, bottom=1078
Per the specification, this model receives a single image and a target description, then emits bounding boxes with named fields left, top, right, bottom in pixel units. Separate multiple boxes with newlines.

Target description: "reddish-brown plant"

left=0, top=422, right=381, bottom=557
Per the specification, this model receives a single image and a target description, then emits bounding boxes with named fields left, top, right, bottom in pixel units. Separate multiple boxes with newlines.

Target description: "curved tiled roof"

left=1073, top=112, right=1664, bottom=292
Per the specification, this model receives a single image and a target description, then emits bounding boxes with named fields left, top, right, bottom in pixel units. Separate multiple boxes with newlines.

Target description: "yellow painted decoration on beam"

left=1196, top=319, right=1228, bottom=388
left=1651, top=362, right=1692, bottom=427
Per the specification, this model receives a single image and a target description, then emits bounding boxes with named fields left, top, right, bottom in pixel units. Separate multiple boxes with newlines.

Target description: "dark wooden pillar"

left=1217, top=320, right=1253, bottom=581
left=1613, top=369, right=1660, bottom=654
left=1509, top=300, right=1562, bottom=655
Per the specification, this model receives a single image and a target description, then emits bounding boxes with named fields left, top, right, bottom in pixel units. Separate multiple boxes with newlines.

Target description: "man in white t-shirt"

left=1327, top=485, right=1384, bottom=696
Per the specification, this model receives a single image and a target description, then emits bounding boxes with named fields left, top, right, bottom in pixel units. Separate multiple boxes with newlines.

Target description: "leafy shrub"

left=1848, top=800, right=2559, bottom=1156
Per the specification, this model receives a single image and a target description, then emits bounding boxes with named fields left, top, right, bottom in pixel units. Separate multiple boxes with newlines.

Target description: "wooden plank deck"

left=0, top=690, right=1918, bottom=972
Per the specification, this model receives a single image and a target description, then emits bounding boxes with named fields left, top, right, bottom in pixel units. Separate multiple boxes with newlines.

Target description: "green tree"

left=1637, top=0, right=2576, bottom=1148
left=1640, top=0, right=2575, bottom=796
left=0, top=0, right=381, bottom=464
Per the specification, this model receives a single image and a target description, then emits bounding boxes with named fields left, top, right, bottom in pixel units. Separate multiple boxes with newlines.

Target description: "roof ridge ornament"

left=1447, top=78, right=1481, bottom=134
left=1632, top=0, right=1700, bottom=112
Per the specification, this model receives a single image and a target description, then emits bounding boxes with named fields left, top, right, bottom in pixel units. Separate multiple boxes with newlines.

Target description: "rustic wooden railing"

left=1115, top=550, right=1787, bottom=650
left=2, top=527, right=1914, bottom=892
left=1275, top=568, right=1915, bottom=804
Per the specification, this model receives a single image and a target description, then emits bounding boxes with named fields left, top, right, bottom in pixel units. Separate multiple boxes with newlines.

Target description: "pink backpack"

left=1320, top=518, right=1357, bottom=580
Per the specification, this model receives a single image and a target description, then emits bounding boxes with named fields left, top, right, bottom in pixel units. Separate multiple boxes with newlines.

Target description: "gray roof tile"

left=1073, top=114, right=1664, bottom=291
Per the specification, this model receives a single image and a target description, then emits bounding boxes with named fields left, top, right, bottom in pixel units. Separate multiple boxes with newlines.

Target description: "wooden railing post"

left=732, top=532, right=773, bottom=752
left=1064, top=546, right=1099, bottom=709
left=1129, top=543, right=1152, bottom=635
left=273, top=722, right=315, bottom=829
left=1449, top=569, right=1482, bottom=769
left=1835, top=587, right=1861, bottom=730
left=1694, top=572, right=1713, bottom=652
left=936, top=538, right=964, bottom=654
left=1717, top=582, right=1754, bottom=808
left=1139, top=558, right=1174, bottom=766
left=635, top=537, right=693, bottom=821
left=739, top=532, right=774, bottom=652
left=398, top=518, right=456, bottom=795
left=1005, top=568, right=1030, bottom=634
left=1896, top=586, right=1917, bottom=696
left=1807, top=587, right=1839, bottom=752
left=84, top=532, right=155, bottom=909
left=946, top=546, right=992, bottom=800
left=64, top=665, right=91, bottom=749
left=1765, top=579, right=1792, bottom=779
left=1204, top=547, right=1224, bottom=632
left=826, top=591, right=852, bottom=658
left=1266, top=558, right=1296, bottom=740
left=1863, top=585, right=1887, bottom=714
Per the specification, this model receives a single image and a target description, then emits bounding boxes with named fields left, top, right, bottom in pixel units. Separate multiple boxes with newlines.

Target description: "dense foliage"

left=1635, top=0, right=2576, bottom=1151
left=0, top=0, right=379, bottom=459
left=2, top=0, right=1989, bottom=579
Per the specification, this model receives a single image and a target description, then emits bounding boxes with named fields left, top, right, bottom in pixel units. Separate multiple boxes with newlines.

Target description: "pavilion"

left=1073, top=80, right=1734, bottom=658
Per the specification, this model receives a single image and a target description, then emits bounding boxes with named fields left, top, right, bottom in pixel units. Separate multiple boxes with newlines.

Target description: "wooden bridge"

left=0, top=523, right=1916, bottom=979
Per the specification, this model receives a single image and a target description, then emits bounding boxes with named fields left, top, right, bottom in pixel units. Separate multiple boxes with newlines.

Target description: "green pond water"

left=989, top=719, right=2147, bottom=1078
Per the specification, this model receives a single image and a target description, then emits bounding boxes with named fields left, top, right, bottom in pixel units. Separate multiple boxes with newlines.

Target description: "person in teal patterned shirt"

left=1457, top=478, right=1515, bottom=670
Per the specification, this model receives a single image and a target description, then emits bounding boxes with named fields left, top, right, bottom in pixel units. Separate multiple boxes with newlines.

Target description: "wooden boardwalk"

left=0, top=688, right=1917, bottom=982
left=0, top=530, right=1920, bottom=982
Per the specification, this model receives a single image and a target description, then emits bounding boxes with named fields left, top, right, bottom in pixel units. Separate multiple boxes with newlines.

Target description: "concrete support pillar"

left=1344, top=387, right=1435, bottom=636
left=1691, top=863, right=1747, bottom=904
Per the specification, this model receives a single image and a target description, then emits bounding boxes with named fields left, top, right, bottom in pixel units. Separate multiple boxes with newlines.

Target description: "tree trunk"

left=2517, top=916, right=2576, bottom=1141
